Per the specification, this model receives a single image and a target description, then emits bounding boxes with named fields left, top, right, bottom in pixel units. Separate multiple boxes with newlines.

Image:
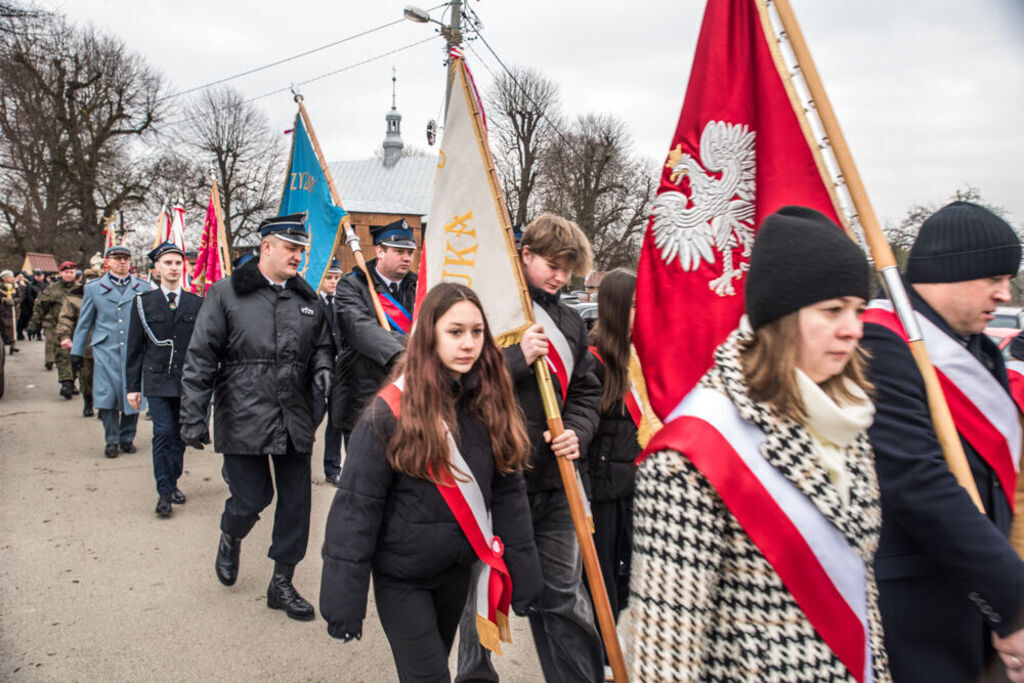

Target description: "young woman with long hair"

left=628, top=207, right=891, bottom=681
left=319, top=282, right=543, bottom=681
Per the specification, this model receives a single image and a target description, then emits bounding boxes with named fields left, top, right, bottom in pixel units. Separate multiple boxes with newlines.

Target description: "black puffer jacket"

left=504, top=286, right=601, bottom=494
left=331, top=258, right=417, bottom=432
left=319, top=372, right=543, bottom=639
left=586, top=350, right=640, bottom=502
left=179, top=258, right=334, bottom=454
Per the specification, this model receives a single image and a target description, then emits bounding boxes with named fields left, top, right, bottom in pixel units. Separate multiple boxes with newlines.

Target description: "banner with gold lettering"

left=418, top=48, right=531, bottom=342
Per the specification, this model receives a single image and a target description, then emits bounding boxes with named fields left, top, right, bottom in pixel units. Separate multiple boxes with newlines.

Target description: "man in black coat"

left=315, top=258, right=344, bottom=486
left=863, top=201, right=1024, bottom=682
left=331, top=219, right=417, bottom=442
left=179, top=213, right=334, bottom=622
left=125, top=242, right=203, bottom=518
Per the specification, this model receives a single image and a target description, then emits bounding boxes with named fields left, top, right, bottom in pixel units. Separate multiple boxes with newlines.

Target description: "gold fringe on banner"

left=496, top=611, right=511, bottom=643
left=629, top=346, right=663, bottom=449
left=494, top=323, right=532, bottom=349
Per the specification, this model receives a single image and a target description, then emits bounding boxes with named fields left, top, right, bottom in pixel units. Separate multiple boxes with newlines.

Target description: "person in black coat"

left=125, top=242, right=203, bottom=517
left=331, top=219, right=418, bottom=441
left=315, top=259, right=344, bottom=486
left=179, top=214, right=334, bottom=623
left=585, top=269, right=641, bottom=637
left=863, top=201, right=1024, bottom=682
left=320, top=283, right=542, bottom=681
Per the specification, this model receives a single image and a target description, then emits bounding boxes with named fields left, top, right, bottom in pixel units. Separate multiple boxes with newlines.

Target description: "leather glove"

left=327, top=623, right=362, bottom=643
left=70, top=355, right=84, bottom=372
left=313, top=368, right=332, bottom=399
left=181, top=423, right=211, bottom=450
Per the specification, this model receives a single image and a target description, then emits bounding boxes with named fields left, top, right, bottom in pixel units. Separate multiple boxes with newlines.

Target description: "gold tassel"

left=496, top=611, right=512, bottom=642
left=494, top=323, right=531, bottom=349
left=476, top=614, right=504, bottom=656
left=629, top=345, right=663, bottom=449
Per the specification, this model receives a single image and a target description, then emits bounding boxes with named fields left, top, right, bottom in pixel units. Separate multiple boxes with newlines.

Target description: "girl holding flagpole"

left=319, top=282, right=542, bottom=681
left=628, top=206, right=891, bottom=682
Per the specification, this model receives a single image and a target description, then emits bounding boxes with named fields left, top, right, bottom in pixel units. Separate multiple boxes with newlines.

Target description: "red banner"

left=191, top=181, right=230, bottom=294
left=634, top=0, right=841, bottom=419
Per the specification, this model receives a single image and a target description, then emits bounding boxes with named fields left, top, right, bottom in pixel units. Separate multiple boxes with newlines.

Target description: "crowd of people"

left=6, top=200, right=1024, bottom=682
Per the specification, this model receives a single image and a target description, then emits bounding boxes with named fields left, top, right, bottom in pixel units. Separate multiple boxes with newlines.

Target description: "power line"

left=160, top=5, right=446, bottom=102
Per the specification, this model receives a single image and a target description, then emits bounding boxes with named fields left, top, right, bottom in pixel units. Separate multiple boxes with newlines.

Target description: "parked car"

left=568, top=301, right=598, bottom=331
left=992, top=306, right=1024, bottom=330
left=984, top=326, right=1021, bottom=360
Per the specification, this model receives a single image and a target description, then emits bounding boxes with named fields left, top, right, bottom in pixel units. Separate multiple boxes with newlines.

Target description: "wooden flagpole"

left=455, top=54, right=629, bottom=682
left=766, top=0, right=984, bottom=513
left=211, top=179, right=232, bottom=276
left=293, top=96, right=389, bottom=329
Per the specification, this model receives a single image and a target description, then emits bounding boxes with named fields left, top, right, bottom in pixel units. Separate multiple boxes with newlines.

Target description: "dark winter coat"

left=331, top=258, right=417, bottom=432
left=864, top=284, right=1024, bottom=682
left=125, top=288, right=203, bottom=397
left=504, top=286, right=601, bottom=494
left=586, top=350, right=640, bottom=502
left=319, top=372, right=544, bottom=639
left=179, top=258, right=334, bottom=455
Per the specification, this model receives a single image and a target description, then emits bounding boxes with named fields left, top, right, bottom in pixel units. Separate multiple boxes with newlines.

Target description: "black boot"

left=104, top=443, right=119, bottom=458
left=215, top=533, right=241, bottom=586
left=266, top=564, right=315, bottom=621
left=59, top=380, right=74, bottom=400
left=45, top=361, right=53, bottom=370
left=155, top=493, right=173, bottom=518
left=82, top=396, right=93, bottom=417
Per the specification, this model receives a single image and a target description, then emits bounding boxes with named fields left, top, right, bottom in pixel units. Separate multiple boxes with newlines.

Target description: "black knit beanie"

left=906, top=201, right=1021, bottom=283
left=745, top=206, right=870, bottom=329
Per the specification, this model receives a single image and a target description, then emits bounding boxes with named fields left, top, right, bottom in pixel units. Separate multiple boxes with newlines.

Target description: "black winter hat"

left=906, top=201, right=1020, bottom=283
left=745, top=206, right=870, bottom=329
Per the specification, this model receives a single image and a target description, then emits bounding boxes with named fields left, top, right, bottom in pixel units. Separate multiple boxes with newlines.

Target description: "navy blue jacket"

left=864, top=284, right=1024, bottom=682
left=126, top=288, right=203, bottom=397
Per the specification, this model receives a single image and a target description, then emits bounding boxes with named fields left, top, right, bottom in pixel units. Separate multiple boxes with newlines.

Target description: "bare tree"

left=485, top=65, right=561, bottom=227
left=0, top=12, right=165, bottom=261
left=539, top=113, right=656, bottom=270
left=178, top=86, right=284, bottom=248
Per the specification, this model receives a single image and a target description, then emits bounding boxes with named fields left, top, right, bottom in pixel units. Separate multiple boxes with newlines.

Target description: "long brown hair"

left=741, top=311, right=872, bottom=422
left=386, top=282, right=530, bottom=483
left=592, top=268, right=636, bottom=414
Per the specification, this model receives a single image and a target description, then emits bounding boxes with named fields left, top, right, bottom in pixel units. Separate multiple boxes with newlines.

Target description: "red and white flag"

left=152, top=203, right=171, bottom=249
left=191, top=179, right=232, bottom=294
left=634, top=0, right=843, bottom=420
left=416, top=48, right=530, bottom=343
left=169, top=202, right=187, bottom=251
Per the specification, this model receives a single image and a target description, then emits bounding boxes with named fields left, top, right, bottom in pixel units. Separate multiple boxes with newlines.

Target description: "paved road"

left=0, top=340, right=542, bottom=681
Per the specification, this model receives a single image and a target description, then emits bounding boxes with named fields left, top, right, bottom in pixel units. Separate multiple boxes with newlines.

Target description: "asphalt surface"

left=0, top=340, right=542, bottom=681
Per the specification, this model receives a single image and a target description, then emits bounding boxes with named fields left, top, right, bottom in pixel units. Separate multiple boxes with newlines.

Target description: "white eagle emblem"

left=651, top=121, right=756, bottom=297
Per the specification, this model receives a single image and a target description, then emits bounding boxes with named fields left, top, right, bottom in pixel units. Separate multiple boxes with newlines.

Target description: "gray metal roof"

left=328, top=156, right=437, bottom=217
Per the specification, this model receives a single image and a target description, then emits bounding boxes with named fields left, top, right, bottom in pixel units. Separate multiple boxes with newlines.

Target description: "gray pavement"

left=0, top=340, right=542, bottom=681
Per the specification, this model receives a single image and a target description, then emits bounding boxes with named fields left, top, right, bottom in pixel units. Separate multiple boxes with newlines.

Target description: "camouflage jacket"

left=56, top=285, right=90, bottom=358
left=29, top=279, right=76, bottom=330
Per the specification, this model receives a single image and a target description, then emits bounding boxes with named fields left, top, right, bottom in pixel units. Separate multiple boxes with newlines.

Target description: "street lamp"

left=402, top=5, right=433, bottom=24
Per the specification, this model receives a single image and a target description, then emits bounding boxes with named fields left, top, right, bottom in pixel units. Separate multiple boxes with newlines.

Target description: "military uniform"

left=56, top=274, right=98, bottom=415
left=28, top=276, right=76, bottom=376
left=1, top=273, right=20, bottom=351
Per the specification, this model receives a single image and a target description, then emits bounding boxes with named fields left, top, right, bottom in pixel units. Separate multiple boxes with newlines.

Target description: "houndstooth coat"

left=627, top=328, right=890, bottom=682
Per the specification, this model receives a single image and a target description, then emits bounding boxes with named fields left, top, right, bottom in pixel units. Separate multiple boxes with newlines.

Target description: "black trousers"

left=589, top=495, right=633, bottom=622
left=220, top=442, right=311, bottom=566
left=374, top=565, right=471, bottom=683
left=313, top=386, right=343, bottom=478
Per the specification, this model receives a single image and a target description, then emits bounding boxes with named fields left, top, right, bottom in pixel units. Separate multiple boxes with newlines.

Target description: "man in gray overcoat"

left=71, top=244, right=149, bottom=458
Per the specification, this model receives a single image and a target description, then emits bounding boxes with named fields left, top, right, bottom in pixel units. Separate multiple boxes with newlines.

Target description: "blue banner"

left=278, top=114, right=347, bottom=289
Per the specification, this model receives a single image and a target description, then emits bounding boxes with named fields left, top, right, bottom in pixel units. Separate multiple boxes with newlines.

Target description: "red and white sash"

left=533, top=303, right=574, bottom=401
left=379, top=378, right=514, bottom=654
left=1006, top=360, right=1024, bottom=416
left=589, top=347, right=643, bottom=430
left=864, top=300, right=1020, bottom=509
left=532, top=302, right=593, bottom=527
left=641, top=387, right=874, bottom=682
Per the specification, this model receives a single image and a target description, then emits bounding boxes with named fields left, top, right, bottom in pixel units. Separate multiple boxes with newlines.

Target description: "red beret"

left=59, top=261, right=77, bottom=271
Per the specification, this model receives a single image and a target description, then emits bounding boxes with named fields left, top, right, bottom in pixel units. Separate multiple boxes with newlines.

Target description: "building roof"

left=328, top=156, right=437, bottom=217
left=22, top=251, right=60, bottom=272
left=585, top=270, right=607, bottom=289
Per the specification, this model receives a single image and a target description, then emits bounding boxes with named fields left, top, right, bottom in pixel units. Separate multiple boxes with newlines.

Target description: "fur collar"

left=230, top=257, right=317, bottom=301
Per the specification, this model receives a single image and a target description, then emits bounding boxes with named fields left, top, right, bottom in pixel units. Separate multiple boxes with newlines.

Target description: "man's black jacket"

left=179, top=258, right=334, bottom=454
left=125, top=287, right=203, bottom=397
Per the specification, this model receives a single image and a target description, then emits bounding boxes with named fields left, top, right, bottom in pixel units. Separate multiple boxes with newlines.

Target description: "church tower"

left=382, top=67, right=404, bottom=168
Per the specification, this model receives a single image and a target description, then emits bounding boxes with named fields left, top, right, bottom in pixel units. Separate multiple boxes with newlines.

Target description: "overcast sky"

left=48, top=0, right=1024, bottom=228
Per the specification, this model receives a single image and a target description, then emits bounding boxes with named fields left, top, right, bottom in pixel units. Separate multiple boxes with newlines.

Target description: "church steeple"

left=383, top=67, right=404, bottom=168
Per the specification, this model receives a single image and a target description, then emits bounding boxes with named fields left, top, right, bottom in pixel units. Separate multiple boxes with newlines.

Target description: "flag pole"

left=766, top=0, right=984, bottom=513
left=211, top=178, right=232, bottom=276
left=455, top=54, right=630, bottom=682
left=293, top=96, right=389, bottom=329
